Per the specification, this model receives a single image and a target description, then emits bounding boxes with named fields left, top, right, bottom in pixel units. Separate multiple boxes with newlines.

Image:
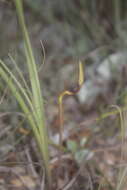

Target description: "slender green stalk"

left=114, top=0, right=121, bottom=33
left=0, top=0, right=51, bottom=188
left=14, top=0, right=51, bottom=186
left=8, top=54, right=32, bottom=98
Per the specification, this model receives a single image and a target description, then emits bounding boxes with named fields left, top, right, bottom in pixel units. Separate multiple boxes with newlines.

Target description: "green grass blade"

left=0, top=59, right=33, bottom=112
left=13, top=0, right=51, bottom=186
left=8, top=54, right=32, bottom=99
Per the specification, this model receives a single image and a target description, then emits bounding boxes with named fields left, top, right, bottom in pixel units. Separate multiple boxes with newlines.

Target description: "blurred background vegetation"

left=1, top=1, right=127, bottom=189
left=0, top=0, right=127, bottom=118
left=0, top=0, right=127, bottom=131
left=1, top=0, right=127, bottom=60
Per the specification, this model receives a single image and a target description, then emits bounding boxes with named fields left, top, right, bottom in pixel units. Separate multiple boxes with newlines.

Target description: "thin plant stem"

left=58, top=62, right=84, bottom=149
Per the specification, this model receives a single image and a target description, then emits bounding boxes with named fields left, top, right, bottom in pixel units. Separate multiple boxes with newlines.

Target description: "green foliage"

left=66, top=140, right=78, bottom=154
left=0, top=0, right=51, bottom=188
left=66, top=137, right=91, bottom=164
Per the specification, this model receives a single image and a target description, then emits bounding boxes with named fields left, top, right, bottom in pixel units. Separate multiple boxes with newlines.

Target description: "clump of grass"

left=98, top=105, right=127, bottom=190
left=0, top=0, right=51, bottom=188
left=115, top=105, right=127, bottom=190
